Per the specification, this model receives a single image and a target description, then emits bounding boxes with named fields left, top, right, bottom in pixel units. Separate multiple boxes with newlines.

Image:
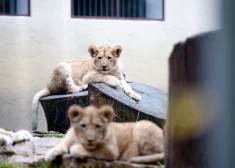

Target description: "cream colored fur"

left=45, top=105, right=164, bottom=164
left=32, top=45, right=141, bottom=130
left=0, top=128, right=32, bottom=146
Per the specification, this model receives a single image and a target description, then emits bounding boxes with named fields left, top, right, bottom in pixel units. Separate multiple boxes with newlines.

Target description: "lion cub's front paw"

left=45, top=147, right=68, bottom=163
left=106, top=76, right=121, bottom=88
left=132, top=93, right=141, bottom=102
left=70, top=144, right=90, bottom=159
left=125, top=90, right=141, bottom=102
left=12, top=130, right=33, bottom=143
left=0, top=135, right=13, bottom=146
left=79, top=84, right=88, bottom=91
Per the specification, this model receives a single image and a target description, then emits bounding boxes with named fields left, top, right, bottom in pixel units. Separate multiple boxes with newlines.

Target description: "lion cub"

left=45, top=105, right=164, bottom=164
left=0, top=128, right=32, bottom=146
left=32, top=45, right=141, bottom=130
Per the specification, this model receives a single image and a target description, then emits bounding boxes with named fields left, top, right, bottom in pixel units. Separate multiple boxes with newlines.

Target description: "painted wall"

left=0, top=0, right=219, bottom=131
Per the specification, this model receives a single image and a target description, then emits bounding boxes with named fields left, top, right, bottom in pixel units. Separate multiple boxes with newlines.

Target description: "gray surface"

left=92, top=82, right=168, bottom=119
left=0, top=138, right=61, bottom=164
left=40, top=91, right=88, bottom=100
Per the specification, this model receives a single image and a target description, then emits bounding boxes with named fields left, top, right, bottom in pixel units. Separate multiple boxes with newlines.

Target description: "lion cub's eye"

left=107, top=57, right=112, bottom=60
left=81, top=124, right=86, bottom=129
left=97, top=57, right=102, bottom=60
left=95, top=125, right=101, bottom=129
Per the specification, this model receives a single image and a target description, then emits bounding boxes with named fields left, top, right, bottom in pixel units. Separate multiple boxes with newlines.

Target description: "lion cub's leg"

left=70, top=143, right=119, bottom=161
left=62, top=65, right=85, bottom=94
left=120, top=80, right=141, bottom=101
left=48, top=62, right=85, bottom=94
left=11, top=130, right=32, bottom=143
left=83, top=73, right=121, bottom=88
left=0, top=134, right=13, bottom=146
left=65, top=77, right=86, bottom=94
left=0, top=128, right=12, bottom=137
left=45, top=129, right=75, bottom=162
left=0, top=129, right=13, bottom=146
left=69, top=144, right=92, bottom=159
left=0, top=129, right=32, bottom=146
left=45, top=141, right=70, bottom=162
left=118, top=144, right=139, bottom=161
left=128, top=121, right=164, bottom=163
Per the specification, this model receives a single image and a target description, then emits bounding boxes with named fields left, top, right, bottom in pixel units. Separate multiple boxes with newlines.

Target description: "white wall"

left=0, top=0, right=219, bottom=131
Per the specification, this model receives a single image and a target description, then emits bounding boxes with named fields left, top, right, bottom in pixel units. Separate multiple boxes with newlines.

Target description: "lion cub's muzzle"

left=84, top=142, right=97, bottom=150
left=101, top=67, right=110, bottom=73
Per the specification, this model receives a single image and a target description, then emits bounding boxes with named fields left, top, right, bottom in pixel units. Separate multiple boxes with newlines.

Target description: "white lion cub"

left=32, top=45, right=141, bottom=130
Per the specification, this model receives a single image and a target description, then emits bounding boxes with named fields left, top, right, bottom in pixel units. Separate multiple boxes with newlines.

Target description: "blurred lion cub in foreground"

left=45, top=105, right=164, bottom=163
left=0, top=129, right=32, bottom=146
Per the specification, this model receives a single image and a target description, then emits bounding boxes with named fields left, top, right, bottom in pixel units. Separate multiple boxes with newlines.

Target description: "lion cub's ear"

left=112, top=45, right=122, bottom=57
left=99, top=105, right=114, bottom=123
left=68, top=105, right=83, bottom=123
left=88, top=45, right=98, bottom=57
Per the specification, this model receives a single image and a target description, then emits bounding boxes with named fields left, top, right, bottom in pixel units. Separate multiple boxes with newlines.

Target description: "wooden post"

left=89, top=82, right=168, bottom=128
left=40, top=82, right=168, bottom=132
left=40, top=91, right=89, bottom=133
left=166, top=31, right=221, bottom=168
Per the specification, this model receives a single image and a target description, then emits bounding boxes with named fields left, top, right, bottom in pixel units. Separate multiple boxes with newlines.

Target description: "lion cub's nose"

left=87, top=136, right=95, bottom=141
left=88, top=140, right=93, bottom=143
left=102, top=65, right=107, bottom=68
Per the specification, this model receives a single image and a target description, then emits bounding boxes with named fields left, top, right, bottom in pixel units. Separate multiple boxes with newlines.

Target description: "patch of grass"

left=43, top=134, right=65, bottom=138
left=0, top=162, right=25, bottom=168
left=29, top=160, right=63, bottom=168
left=0, top=160, right=63, bottom=168
left=156, top=160, right=164, bottom=166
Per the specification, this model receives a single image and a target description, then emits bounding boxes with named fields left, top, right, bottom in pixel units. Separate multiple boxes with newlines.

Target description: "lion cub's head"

left=88, top=45, right=122, bottom=74
left=68, top=105, right=114, bottom=150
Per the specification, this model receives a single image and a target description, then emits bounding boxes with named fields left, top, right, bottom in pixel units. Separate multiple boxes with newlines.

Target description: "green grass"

left=156, top=160, right=164, bottom=166
left=0, top=162, right=25, bottom=168
left=0, top=160, right=63, bottom=168
left=43, top=134, right=65, bottom=138
left=30, top=160, right=63, bottom=168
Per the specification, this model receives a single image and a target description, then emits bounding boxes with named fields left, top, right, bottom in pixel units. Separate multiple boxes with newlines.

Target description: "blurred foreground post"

left=165, top=31, right=222, bottom=168
left=166, top=1, right=235, bottom=167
